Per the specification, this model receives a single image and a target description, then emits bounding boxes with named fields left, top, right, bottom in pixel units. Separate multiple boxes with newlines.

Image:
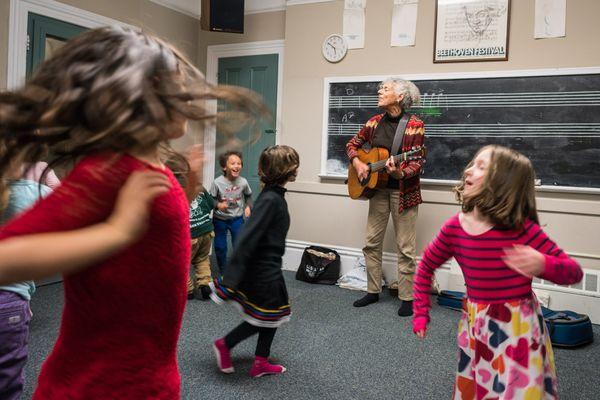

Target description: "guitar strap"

left=390, top=113, right=411, bottom=157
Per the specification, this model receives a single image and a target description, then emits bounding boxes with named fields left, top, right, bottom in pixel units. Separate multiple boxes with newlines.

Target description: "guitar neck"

left=370, top=152, right=414, bottom=173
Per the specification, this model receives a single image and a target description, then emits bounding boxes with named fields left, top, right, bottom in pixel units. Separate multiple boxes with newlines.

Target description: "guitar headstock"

left=407, top=145, right=427, bottom=157
left=393, top=145, right=427, bottom=162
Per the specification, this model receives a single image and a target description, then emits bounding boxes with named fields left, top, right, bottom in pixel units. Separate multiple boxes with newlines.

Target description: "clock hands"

left=327, top=42, right=337, bottom=56
left=322, top=34, right=347, bottom=62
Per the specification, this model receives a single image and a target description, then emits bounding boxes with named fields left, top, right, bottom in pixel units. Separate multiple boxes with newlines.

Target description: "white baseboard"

left=283, top=239, right=448, bottom=287
left=284, top=239, right=600, bottom=324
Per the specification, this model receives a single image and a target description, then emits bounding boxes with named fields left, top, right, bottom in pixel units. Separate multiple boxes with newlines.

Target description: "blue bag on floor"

left=436, top=290, right=464, bottom=311
left=541, top=306, right=594, bottom=348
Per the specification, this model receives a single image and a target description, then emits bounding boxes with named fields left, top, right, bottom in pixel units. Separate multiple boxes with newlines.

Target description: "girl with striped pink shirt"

left=413, top=145, right=582, bottom=400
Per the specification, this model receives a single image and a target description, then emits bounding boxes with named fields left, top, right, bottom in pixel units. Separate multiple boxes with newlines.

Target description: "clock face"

left=322, top=34, right=348, bottom=63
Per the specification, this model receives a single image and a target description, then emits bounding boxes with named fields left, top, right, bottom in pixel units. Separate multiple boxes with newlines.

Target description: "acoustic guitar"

left=347, top=146, right=426, bottom=200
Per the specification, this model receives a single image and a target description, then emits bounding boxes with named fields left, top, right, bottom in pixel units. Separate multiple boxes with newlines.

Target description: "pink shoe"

left=213, top=338, right=234, bottom=373
left=249, top=356, right=286, bottom=378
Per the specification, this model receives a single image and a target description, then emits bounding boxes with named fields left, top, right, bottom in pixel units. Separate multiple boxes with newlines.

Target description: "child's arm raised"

left=0, top=171, right=170, bottom=285
left=502, top=223, right=583, bottom=285
left=413, top=221, right=454, bottom=338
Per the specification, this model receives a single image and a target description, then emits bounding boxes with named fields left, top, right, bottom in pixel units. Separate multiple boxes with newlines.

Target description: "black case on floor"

left=541, top=306, right=594, bottom=348
left=436, top=290, right=465, bottom=311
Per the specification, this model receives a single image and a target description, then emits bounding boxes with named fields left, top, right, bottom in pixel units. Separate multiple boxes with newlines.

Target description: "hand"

left=183, top=145, right=204, bottom=199
left=352, top=158, right=370, bottom=181
left=385, top=157, right=403, bottom=179
left=244, top=205, right=251, bottom=218
left=415, top=329, right=427, bottom=339
left=107, top=171, right=171, bottom=244
left=185, top=144, right=204, bottom=178
left=502, top=244, right=546, bottom=278
left=217, top=200, right=228, bottom=211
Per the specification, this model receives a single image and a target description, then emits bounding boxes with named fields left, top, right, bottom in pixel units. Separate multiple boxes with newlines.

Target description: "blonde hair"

left=258, top=145, right=299, bottom=186
left=454, top=145, right=539, bottom=229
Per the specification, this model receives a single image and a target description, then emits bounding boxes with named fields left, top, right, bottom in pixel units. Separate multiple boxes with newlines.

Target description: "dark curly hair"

left=218, top=151, right=243, bottom=173
left=0, top=26, right=269, bottom=209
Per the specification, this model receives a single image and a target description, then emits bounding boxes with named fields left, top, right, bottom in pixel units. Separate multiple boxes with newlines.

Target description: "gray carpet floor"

left=24, top=271, right=599, bottom=399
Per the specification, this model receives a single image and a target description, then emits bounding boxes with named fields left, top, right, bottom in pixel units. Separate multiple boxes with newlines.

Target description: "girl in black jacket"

left=210, top=145, right=299, bottom=378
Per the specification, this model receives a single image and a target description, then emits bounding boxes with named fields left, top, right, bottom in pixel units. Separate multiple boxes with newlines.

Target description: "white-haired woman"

left=345, top=78, right=425, bottom=317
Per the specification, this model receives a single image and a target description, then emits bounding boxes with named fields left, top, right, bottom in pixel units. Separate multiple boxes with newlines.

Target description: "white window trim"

left=322, top=67, right=600, bottom=195
left=7, top=0, right=133, bottom=89
left=204, top=40, right=285, bottom=185
left=286, top=0, right=334, bottom=6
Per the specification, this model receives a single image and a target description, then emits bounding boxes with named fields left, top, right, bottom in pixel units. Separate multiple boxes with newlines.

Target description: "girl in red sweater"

left=0, top=26, right=263, bottom=399
left=413, top=145, right=582, bottom=400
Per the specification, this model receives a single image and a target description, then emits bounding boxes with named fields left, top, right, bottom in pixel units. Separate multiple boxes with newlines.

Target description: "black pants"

left=224, top=322, right=277, bottom=358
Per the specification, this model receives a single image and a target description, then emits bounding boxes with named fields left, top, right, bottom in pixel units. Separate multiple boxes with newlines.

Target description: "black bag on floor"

left=541, top=306, right=594, bottom=348
left=295, top=246, right=340, bottom=285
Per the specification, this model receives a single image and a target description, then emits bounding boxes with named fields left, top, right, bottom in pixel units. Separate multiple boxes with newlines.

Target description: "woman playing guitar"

left=345, top=77, right=426, bottom=317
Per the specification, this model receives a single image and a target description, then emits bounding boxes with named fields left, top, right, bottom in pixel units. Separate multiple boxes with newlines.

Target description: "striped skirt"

left=209, top=277, right=291, bottom=328
left=453, top=296, right=558, bottom=400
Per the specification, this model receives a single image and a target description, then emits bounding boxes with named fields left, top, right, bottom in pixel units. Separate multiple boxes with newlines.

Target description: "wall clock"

left=322, top=34, right=348, bottom=63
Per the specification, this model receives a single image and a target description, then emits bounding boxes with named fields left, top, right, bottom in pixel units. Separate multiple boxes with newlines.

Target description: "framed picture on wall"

left=434, top=0, right=511, bottom=63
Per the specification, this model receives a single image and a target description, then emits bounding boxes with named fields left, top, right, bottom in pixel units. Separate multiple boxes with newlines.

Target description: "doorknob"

left=264, top=129, right=276, bottom=134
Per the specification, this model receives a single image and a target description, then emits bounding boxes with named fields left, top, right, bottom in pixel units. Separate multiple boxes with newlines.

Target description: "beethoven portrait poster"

left=434, top=0, right=510, bottom=63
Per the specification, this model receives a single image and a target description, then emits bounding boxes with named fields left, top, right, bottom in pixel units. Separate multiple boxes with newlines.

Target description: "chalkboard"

left=323, top=71, right=600, bottom=190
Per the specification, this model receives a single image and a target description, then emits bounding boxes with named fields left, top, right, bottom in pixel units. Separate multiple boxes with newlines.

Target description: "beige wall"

left=281, top=0, right=600, bottom=270
left=196, top=10, right=286, bottom=73
left=0, top=0, right=199, bottom=91
left=56, top=0, right=199, bottom=59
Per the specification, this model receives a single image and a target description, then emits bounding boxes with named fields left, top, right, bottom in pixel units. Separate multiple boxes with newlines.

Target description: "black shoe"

left=397, top=300, right=413, bottom=317
left=187, top=292, right=194, bottom=300
left=353, top=293, right=379, bottom=307
left=195, top=285, right=211, bottom=301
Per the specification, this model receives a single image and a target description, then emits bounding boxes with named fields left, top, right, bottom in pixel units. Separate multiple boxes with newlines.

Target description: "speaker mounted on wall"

left=201, top=0, right=245, bottom=34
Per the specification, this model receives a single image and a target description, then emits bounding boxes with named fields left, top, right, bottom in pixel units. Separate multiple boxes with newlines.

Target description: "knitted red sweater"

left=346, top=113, right=426, bottom=212
left=0, top=153, right=190, bottom=399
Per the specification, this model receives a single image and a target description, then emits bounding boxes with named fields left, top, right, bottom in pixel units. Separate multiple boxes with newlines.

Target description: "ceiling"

left=148, top=0, right=287, bottom=18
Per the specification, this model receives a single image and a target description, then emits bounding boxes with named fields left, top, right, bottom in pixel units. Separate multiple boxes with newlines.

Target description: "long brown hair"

left=454, top=145, right=539, bottom=229
left=0, top=26, right=268, bottom=209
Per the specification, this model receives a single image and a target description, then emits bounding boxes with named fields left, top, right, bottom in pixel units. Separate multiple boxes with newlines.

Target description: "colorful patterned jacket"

left=346, top=113, right=425, bottom=212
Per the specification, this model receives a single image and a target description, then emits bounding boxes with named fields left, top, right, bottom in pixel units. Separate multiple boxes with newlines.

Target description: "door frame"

left=205, top=40, right=284, bottom=184
left=7, top=0, right=132, bottom=89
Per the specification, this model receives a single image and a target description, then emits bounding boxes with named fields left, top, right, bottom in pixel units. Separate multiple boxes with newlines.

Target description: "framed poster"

left=434, top=0, right=511, bottom=63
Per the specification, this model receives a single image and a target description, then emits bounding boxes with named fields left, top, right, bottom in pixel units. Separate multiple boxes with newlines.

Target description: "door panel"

left=216, top=54, right=278, bottom=199
left=25, top=13, right=87, bottom=286
left=26, top=13, right=87, bottom=77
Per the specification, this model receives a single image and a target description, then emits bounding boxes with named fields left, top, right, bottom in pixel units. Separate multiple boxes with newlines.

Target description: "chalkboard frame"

left=320, top=67, right=600, bottom=194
